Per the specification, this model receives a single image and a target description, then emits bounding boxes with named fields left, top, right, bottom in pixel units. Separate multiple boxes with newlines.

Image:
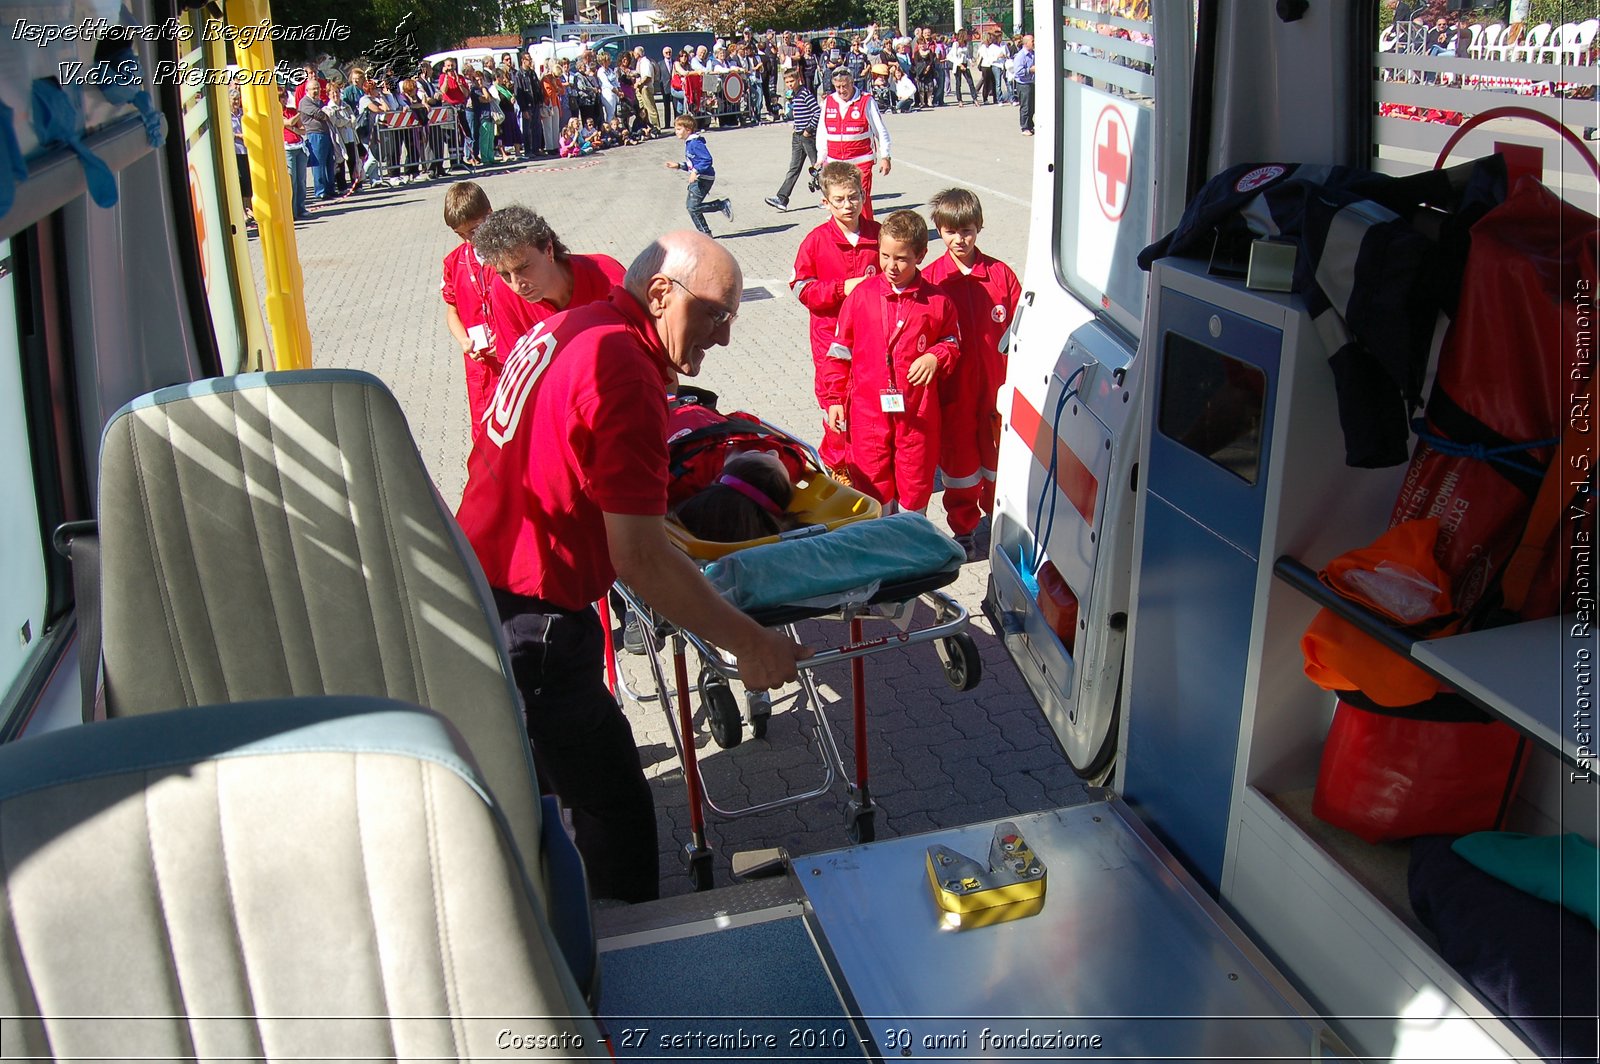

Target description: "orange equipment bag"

left=1301, top=518, right=1456, bottom=708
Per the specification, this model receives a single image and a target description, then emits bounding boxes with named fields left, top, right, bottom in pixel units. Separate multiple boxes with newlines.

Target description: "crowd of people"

left=232, top=21, right=1037, bottom=224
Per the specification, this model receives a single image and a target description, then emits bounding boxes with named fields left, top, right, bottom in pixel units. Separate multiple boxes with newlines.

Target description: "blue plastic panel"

left=1146, top=291, right=1281, bottom=558
left=1124, top=496, right=1259, bottom=893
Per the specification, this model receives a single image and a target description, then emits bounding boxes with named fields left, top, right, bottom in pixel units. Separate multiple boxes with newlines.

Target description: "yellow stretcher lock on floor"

left=925, top=821, right=1048, bottom=919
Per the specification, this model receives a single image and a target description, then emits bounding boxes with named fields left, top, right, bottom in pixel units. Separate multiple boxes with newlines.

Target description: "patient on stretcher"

left=664, top=396, right=876, bottom=558
left=673, top=452, right=806, bottom=542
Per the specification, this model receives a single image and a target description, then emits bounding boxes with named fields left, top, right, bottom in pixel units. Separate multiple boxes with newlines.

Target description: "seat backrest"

left=95, top=371, right=546, bottom=877
left=1578, top=20, right=1600, bottom=61
left=0, top=698, right=606, bottom=1060
left=1555, top=21, right=1583, bottom=58
left=1523, top=22, right=1552, bottom=55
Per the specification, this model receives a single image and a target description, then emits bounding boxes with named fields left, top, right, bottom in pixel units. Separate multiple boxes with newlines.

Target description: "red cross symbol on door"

left=1093, top=105, right=1131, bottom=222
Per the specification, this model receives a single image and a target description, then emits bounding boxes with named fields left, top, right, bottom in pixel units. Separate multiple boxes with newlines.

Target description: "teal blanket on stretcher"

left=704, top=512, right=965, bottom=612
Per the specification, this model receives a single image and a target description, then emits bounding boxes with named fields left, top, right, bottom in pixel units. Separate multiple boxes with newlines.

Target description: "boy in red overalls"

left=439, top=181, right=501, bottom=444
left=791, top=162, right=882, bottom=479
left=824, top=209, right=961, bottom=512
left=923, top=187, right=1023, bottom=559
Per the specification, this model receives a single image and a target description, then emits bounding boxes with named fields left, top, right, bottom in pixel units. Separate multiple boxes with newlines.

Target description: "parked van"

left=421, top=47, right=511, bottom=73
left=518, top=23, right=624, bottom=50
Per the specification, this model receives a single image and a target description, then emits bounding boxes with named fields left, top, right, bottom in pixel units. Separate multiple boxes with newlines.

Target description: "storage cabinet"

left=1123, top=258, right=1589, bottom=1061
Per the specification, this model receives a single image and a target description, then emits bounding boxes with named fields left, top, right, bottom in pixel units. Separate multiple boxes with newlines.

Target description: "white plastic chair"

left=1513, top=22, right=1552, bottom=62
left=1539, top=22, right=1576, bottom=64
left=1464, top=23, right=1484, bottom=59
left=1477, top=23, right=1506, bottom=61
left=1560, top=19, right=1598, bottom=64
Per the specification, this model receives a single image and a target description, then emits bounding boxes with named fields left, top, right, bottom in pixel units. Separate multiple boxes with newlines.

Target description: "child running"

left=791, top=161, right=881, bottom=480
left=923, top=187, right=1022, bottom=559
left=662, top=115, right=732, bottom=236
left=439, top=181, right=504, bottom=444
left=824, top=209, right=960, bottom=513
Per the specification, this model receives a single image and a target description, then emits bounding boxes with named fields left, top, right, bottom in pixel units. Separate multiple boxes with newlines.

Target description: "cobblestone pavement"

left=268, top=100, right=1089, bottom=898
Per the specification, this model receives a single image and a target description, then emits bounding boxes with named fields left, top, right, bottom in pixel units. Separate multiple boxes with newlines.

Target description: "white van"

left=421, top=47, right=515, bottom=73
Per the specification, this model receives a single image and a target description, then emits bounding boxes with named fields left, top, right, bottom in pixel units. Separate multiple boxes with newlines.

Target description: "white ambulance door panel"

left=989, top=1, right=1192, bottom=778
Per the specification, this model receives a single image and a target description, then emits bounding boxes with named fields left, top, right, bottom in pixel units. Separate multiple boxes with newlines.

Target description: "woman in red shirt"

left=437, top=58, right=470, bottom=167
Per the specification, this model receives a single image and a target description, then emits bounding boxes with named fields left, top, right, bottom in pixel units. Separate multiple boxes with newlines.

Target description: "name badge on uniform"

left=880, top=389, right=905, bottom=413
left=467, top=323, right=492, bottom=352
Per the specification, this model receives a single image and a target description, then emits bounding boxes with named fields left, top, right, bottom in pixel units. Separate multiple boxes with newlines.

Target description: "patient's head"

left=674, top=452, right=799, bottom=542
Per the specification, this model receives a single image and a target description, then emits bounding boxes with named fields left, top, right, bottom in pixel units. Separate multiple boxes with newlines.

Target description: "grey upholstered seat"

left=94, top=371, right=547, bottom=885
left=0, top=697, right=606, bottom=1061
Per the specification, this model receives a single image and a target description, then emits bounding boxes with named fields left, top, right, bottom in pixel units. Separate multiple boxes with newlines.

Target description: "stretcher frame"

left=602, top=424, right=981, bottom=891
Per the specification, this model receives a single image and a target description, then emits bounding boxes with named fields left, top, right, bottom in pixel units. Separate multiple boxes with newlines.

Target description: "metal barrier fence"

left=368, top=106, right=461, bottom=184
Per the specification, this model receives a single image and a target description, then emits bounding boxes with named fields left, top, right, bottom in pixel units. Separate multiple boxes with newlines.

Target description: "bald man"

left=457, top=232, right=808, bottom=903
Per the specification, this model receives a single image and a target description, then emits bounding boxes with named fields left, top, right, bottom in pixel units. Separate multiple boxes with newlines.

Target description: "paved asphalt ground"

left=275, top=100, right=1091, bottom=898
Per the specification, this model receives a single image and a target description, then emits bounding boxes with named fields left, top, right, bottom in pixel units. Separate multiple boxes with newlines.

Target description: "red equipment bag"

left=1392, top=174, right=1597, bottom=617
left=1313, top=699, right=1527, bottom=844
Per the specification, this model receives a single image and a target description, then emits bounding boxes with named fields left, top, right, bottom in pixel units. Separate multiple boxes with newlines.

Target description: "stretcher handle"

left=682, top=599, right=970, bottom=683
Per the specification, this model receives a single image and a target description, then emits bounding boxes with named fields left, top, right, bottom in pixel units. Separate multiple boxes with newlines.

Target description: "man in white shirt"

left=633, top=46, right=660, bottom=131
left=947, top=31, right=976, bottom=105
left=817, top=66, right=890, bottom=220
left=977, top=32, right=1005, bottom=104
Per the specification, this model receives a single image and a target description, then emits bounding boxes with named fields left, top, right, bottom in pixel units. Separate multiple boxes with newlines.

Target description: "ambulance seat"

left=0, top=697, right=606, bottom=1061
left=85, top=370, right=592, bottom=986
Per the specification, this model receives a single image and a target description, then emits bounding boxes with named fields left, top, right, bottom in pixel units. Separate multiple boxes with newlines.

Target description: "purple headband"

left=717, top=474, right=783, bottom=516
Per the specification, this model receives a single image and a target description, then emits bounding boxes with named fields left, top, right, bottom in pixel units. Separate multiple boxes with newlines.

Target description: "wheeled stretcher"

left=603, top=425, right=982, bottom=891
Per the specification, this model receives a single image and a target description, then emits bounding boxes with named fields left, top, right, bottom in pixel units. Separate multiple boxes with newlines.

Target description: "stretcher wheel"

left=846, top=805, right=876, bottom=845
left=702, top=669, right=743, bottom=749
left=937, top=633, right=983, bottom=692
left=745, top=690, right=771, bottom=740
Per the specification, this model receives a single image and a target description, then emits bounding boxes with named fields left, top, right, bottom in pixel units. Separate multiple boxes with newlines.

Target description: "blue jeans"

left=285, top=145, right=308, bottom=218
left=685, top=174, right=726, bottom=235
left=305, top=132, right=335, bottom=200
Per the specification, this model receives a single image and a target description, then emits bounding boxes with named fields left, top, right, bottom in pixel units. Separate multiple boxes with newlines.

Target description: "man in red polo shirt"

left=818, top=66, right=891, bottom=220
left=471, top=205, right=626, bottom=357
left=457, top=231, right=807, bottom=903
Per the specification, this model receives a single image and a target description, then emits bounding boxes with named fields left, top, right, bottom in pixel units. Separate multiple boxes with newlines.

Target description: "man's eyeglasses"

left=669, top=277, right=737, bottom=327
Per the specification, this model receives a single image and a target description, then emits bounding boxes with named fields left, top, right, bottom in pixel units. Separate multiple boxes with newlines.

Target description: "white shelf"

left=1411, top=615, right=1584, bottom=770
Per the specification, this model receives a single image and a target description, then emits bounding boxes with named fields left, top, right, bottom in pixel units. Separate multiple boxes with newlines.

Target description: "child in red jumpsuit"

left=439, top=181, right=502, bottom=444
left=824, top=209, right=961, bottom=512
left=923, top=187, right=1022, bottom=558
left=791, top=161, right=881, bottom=479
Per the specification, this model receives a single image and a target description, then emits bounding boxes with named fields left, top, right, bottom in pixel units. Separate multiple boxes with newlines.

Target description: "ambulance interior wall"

left=1225, top=268, right=1595, bottom=932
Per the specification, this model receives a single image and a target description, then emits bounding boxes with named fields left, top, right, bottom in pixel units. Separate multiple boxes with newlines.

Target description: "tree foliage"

left=650, top=0, right=870, bottom=34
left=860, top=0, right=970, bottom=34
left=264, top=0, right=507, bottom=61
left=651, top=0, right=790, bottom=35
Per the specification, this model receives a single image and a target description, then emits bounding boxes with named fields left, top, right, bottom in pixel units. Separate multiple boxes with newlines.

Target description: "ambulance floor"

left=596, top=914, right=865, bottom=1060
